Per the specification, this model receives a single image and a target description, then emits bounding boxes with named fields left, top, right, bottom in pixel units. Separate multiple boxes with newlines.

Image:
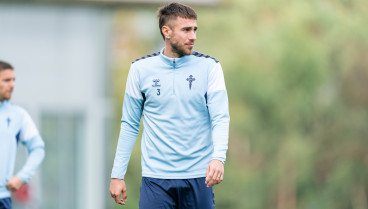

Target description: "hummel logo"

left=152, top=79, right=161, bottom=87
left=186, top=75, right=195, bottom=90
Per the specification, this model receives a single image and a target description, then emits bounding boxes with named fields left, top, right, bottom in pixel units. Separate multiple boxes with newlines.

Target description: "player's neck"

left=163, top=45, right=182, bottom=58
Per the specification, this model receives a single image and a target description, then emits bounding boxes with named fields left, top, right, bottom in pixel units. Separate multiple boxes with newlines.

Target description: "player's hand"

left=205, top=159, right=224, bottom=187
left=6, top=176, right=23, bottom=192
left=110, top=178, right=127, bottom=205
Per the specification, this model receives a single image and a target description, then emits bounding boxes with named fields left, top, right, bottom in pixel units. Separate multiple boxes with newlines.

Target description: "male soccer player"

left=110, top=2, right=229, bottom=208
left=0, top=61, right=45, bottom=209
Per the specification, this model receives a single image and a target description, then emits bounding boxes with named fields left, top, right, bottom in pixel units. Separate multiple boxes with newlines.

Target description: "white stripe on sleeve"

left=125, top=64, right=143, bottom=100
left=20, top=110, right=39, bottom=142
left=208, top=62, right=226, bottom=94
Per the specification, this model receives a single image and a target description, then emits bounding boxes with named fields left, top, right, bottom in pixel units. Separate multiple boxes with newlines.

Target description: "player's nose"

left=189, top=31, right=196, bottom=40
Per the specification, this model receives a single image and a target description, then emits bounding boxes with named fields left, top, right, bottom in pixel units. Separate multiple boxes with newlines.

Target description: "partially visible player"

left=0, top=61, right=45, bottom=209
left=110, top=2, right=230, bottom=208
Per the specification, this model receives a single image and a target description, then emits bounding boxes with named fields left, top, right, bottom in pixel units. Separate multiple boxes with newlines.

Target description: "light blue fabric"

left=111, top=48, right=229, bottom=179
left=0, top=100, right=45, bottom=199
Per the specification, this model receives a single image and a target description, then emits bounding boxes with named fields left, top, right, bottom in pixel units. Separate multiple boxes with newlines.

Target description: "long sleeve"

left=111, top=65, right=144, bottom=179
left=207, top=62, right=230, bottom=163
left=16, top=110, right=45, bottom=183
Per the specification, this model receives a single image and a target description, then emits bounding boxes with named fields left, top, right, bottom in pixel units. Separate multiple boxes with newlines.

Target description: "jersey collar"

left=0, top=99, right=8, bottom=107
left=159, top=48, right=191, bottom=68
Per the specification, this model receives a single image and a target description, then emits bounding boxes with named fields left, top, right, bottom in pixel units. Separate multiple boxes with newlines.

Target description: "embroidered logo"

left=7, top=117, right=11, bottom=128
left=152, top=79, right=161, bottom=87
left=186, top=75, right=195, bottom=90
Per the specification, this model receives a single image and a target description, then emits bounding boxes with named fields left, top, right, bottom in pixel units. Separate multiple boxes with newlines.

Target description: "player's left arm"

left=15, top=110, right=45, bottom=185
left=205, top=62, right=230, bottom=187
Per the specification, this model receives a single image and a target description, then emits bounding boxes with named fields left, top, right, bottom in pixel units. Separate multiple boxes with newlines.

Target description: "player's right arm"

left=110, top=178, right=127, bottom=205
left=110, top=64, right=144, bottom=203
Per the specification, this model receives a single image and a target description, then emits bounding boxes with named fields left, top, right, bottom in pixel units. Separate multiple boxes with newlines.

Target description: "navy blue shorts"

left=0, top=198, right=12, bottom=209
left=139, top=177, right=214, bottom=209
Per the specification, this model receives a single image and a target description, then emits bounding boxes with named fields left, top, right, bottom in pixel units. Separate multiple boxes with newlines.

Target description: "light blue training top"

left=0, top=100, right=45, bottom=199
left=111, top=48, right=230, bottom=179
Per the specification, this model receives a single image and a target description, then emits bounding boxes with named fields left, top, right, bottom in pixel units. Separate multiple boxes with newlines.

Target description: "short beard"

left=170, top=42, right=192, bottom=57
left=0, top=95, right=11, bottom=101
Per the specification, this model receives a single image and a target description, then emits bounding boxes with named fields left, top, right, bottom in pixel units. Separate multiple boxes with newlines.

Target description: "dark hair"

left=0, top=61, right=13, bottom=72
left=157, top=2, right=197, bottom=40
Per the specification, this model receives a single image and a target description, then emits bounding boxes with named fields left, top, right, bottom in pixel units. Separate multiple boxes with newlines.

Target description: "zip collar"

left=0, top=100, right=8, bottom=107
left=159, top=48, right=191, bottom=68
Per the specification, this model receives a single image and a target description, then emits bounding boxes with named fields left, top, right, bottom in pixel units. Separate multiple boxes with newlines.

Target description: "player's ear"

left=162, top=25, right=172, bottom=39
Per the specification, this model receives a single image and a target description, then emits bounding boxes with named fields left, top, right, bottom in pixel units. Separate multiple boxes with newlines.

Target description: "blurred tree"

left=196, top=0, right=368, bottom=208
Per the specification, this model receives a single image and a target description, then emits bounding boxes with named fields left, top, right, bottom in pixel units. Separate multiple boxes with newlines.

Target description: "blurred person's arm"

left=14, top=109, right=45, bottom=186
left=6, top=176, right=22, bottom=191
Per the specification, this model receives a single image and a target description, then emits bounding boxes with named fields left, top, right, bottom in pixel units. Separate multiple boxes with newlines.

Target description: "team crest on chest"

left=186, top=75, right=195, bottom=90
left=6, top=117, right=11, bottom=128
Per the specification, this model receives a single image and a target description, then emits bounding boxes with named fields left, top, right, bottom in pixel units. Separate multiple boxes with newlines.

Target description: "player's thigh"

left=139, top=177, right=176, bottom=209
left=0, top=198, right=12, bottom=209
left=187, top=177, right=215, bottom=209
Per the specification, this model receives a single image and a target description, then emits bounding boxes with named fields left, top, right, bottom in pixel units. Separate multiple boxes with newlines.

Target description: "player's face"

left=0, top=69, right=15, bottom=102
left=167, top=17, right=197, bottom=57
